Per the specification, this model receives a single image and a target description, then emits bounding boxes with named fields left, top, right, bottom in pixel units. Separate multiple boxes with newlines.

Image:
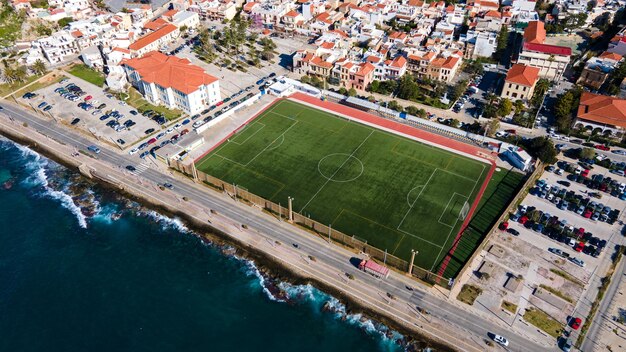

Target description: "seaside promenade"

left=0, top=100, right=556, bottom=352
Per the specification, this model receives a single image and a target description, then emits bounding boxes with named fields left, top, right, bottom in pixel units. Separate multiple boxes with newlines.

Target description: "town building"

left=517, top=21, right=571, bottom=80
left=128, top=23, right=179, bottom=57
left=574, top=92, right=626, bottom=135
left=501, top=63, right=540, bottom=101
left=577, top=51, right=623, bottom=90
left=123, top=51, right=221, bottom=115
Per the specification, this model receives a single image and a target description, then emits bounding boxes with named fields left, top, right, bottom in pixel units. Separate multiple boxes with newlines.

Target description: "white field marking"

left=317, top=153, right=365, bottom=183
left=265, top=133, right=285, bottom=152
left=299, top=129, right=375, bottom=213
left=429, top=163, right=487, bottom=271
left=397, top=168, right=438, bottom=231
left=215, top=120, right=299, bottom=168
left=405, top=185, right=424, bottom=207
left=228, top=122, right=266, bottom=145
left=438, top=192, right=470, bottom=228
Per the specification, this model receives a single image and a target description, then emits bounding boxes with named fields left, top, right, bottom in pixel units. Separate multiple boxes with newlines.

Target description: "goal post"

left=458, top=200, right=470, bottom=221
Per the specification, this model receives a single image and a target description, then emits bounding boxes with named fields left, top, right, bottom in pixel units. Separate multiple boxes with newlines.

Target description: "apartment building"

left=123, top=51, right=221, bottom=115
left=129, top=24, right=179, bottom=57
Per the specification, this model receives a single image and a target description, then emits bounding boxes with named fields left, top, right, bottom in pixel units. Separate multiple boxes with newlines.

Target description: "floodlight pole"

left=408, top=249, right=418, bottom=275
left=328, top=224, right=331, bottom=244
left=288, top=196, right=294, bottom=223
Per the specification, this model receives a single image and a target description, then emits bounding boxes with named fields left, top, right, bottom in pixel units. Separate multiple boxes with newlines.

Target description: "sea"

left=0, top=137, right=406, bottom=352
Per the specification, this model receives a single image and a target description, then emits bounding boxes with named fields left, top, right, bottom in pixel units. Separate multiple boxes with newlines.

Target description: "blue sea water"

left=0, top=138, right=405, bottom=352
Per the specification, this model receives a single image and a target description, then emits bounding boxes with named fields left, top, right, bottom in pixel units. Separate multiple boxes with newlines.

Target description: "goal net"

left=458, top=200, right=471, bottom=221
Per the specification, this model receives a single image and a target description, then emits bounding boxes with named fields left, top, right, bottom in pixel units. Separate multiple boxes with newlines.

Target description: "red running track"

left=195, top=92, right=497, bottom=277
left=289, top=93, right=497, bottom=277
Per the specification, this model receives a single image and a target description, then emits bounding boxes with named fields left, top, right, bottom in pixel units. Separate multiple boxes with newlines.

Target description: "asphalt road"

left=581, top=252, right=626, bottom=351
left=0, top=101, right=554, bottom=352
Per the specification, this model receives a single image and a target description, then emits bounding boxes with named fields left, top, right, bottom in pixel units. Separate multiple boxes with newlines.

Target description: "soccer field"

left=196, top=100, right=490, bottom=270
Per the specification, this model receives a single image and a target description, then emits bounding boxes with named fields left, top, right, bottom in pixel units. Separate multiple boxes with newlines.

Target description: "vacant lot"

left=196, top=100, right=491, bottom=270
left=67, top=64, right=106, bottom=87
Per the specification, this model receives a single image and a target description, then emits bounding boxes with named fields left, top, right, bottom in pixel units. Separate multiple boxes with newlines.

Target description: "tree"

left=348, top=87, right=357, bottom=97
left=526, top=136, right=558, bottom=164
left=495, top=25, right=509, bottom=60
left=396, top=74, right=419, bottom=101
left=31, top=59, right=47, bottom=75
left=498, top=98, right=513, bottom=117
left=485, top=119, right=500, bottom=137
left=513, top=99, right=525, bottom=114
left=450, top=79, right=467, bottom=101
left=370, top=80, right=380, bottom=93
left=580, top=147, right=596, bottom=160
left=57, top=17, right=73, bottom=27
left=450, top=119, right=460, bottom=128
left=531, top=78, right=551, bottom=106
left=3, top=66, right=27, bottom=84
left=553, top=88, right=582, bottom=132
left=338, top=87, right=348, bottom=95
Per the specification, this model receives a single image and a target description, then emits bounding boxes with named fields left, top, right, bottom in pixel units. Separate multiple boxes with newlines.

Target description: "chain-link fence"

left=172, top=161, right=450, bottom=286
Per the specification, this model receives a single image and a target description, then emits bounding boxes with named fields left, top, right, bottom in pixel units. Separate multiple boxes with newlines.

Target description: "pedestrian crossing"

left=133, top=161, right=150, bottom=175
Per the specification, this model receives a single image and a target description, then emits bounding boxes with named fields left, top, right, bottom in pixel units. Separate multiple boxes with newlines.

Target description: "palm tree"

left=31, top=59, right=47, bottom=75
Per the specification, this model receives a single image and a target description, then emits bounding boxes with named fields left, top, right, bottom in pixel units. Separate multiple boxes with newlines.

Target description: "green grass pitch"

left=196, top=100, right=490, bottom=270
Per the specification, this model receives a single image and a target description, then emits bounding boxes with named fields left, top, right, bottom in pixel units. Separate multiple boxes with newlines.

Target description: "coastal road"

left=581, top=253, right=626, bottom=351
left=0, top=102, right=554, bottom=352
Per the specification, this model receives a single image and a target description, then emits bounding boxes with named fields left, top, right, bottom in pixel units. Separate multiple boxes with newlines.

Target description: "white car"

left=569, top=257, right=585, bottom=267
left=493, top=334, right=509, bottom=346
left=495, top=131, right=509, bottom=138
left=166, top=127, right=174, bottom=134
left=612, top=149, right=626, bottom=156
left=129, top=148, right=139, bottom=155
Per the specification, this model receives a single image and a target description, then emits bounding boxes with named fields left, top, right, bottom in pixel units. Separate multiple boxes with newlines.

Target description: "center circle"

left=318, top=153, right=364, bottom=183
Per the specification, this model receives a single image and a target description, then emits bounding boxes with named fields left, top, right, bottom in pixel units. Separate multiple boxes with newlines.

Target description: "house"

left=128, top=24, right=179, bottom=57
left=577, top=52, right=623, bottom=90
left=80, top=45, right=104, bottom=70
left=406, top=50, right=462, bottom=83
left=608, top=32, right=626, bottom=56
left=574, top=92, right=626, bottom=136
left=501, top=64, right=540, bottom=101
left=122, top=51, right=221, bottom=115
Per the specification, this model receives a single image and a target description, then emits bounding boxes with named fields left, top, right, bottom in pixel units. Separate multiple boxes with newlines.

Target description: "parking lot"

left=20, top=76, right=163, bottom=149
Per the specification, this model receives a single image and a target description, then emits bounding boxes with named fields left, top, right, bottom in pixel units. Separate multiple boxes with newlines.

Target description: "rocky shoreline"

left=0, top=128, right=456, bottom=352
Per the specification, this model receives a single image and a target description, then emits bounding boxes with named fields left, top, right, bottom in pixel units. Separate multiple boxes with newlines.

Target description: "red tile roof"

left=143, top=18, right=168, bottom=31
left=130, top=24, right=177, bottom=51
left=390, top=56, right=407, bottom=68
left=356, top=62, right=375, bottom=76
left=505, top=64, right=540, bottom=86
left=524, top=21, right=546, bottom=44
left=599, top=51, right=622, bottom=61
left=523, top=42, right=571, bottom=56
left=577, top=92, right=626, bottom=128
left=123, top=51, right=218, bottom=95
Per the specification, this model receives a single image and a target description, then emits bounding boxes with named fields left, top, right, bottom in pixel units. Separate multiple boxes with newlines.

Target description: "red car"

left=505, top=129, right=517, bottom=135
left=519, top=216, right=529, bottom=225
left=147, top=138, right=157, bottom=145
left=576, top=228, right=585, bottom=238
left=570, top=317, right=582, bottom=330
left=575, top=241, right=585, bottom=252
left=581, top=169, right=590, bottom=177
left=583, top=210, right=592, bottom=218
left=180, top=129, right=189, bottom=136
left=84, top=95, right=93, bottom=101
left=216, top=101, right=224, bottom=106
left=595, top=144, right=611, bottom=151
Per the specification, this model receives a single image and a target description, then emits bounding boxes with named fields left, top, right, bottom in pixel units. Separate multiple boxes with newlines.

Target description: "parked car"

left=71, top=118, right=80, bottom=125
left=569, top=317, right=582, bottom=330
left=144, top=128, right=155, bottom=135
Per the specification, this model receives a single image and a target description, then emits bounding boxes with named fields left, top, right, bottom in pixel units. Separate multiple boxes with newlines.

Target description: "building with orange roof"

left=574, top=92, right=626, bottom=135
left=123, top=51, right=220, bottom=115
left=523, top=21, right=546, bottom=44
left=578, top=52, right=623, bottom=90
left=501, top=64, right=540, bottom=101
left=405, top=49, right=462, bottom=83
left=129, top=24, right=179, bottom=57
left=608, top=29, right=626, bottom=56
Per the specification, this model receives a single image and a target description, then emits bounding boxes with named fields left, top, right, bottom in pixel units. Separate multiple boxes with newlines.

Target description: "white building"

left=123, top=51, right=221, bottom=115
